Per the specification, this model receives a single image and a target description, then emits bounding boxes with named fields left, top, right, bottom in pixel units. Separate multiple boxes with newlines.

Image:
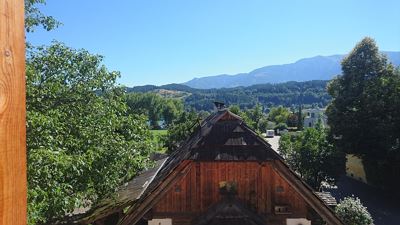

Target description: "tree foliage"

left=228, top=104, right=241, bottom=115
left=286, top=113, right=298, bottom=127
left=335, top=197, right=373, bottom=225
left=164, top=110, right=200, bottom=152
left=26, top=43, right=153, bottom=224
left=243, top=103, right=265, bottom=131
left=25, top=0, right=61, bottom=32
left=327, top=37, right=397, bottom=155
left=228, top=104, right=267, bottom=132
left=326, top=37, right=400, bottom=190
left=297, top=105, right=304, bottom=130
left=126, top=93, right=184, bottom=129
left=257, top=117, right=270, bottom=132
left=279, top=125, right=345, bottom=189
left=268, top=106, right=290, bottom=124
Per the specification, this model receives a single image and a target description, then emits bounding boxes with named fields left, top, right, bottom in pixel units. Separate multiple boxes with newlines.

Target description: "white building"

left=303, top=108, right=327, bottom=128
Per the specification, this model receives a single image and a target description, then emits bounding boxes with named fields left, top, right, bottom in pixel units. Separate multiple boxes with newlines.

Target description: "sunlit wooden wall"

left=0, top=0, right=27, bottom=224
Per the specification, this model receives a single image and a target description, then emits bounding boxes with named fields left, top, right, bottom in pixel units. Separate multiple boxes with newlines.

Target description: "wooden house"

left=63, top=109, right=343, bottom=225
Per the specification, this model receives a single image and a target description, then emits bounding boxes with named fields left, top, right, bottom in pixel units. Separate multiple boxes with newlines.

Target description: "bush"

left=274, top=122, right=288, bottom=132
left=335, top=197, right=373, bottom=225
left=278, top=126, right=345, bottom=189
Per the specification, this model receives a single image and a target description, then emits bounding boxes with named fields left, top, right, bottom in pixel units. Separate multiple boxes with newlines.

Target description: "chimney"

left=213, top=101, right=225, bottom=111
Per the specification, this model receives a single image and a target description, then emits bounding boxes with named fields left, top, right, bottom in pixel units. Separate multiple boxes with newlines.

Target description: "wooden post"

left=0, top=0, right=27, bottom=224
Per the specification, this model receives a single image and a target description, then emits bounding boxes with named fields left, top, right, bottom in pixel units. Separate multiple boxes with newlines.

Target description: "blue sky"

left=27, top=0, right=400, bottom=86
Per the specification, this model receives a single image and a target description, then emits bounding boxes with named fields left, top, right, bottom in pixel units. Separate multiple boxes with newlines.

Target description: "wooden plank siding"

left=0, top=0, right=27, bottom=225
left=119, top=160, right=193, bottom=225
left=152, top=161, right=308, bottom=225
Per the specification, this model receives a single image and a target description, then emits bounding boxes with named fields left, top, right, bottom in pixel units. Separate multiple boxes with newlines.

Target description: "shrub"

left=335, top=197, right=373, bottom=225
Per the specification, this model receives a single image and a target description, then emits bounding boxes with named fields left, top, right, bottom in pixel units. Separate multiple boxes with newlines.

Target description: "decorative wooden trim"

left=0, top=0, right=27, bottom=224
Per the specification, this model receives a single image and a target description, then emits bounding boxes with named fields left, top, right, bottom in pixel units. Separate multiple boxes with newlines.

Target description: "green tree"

left=244, top=103, right=264, bottom=131
left=286, top=113, right=298, bottom=128
left=274, top=122, right=288, bottom=132
left=164, top=110, right=199, bottom=152
left=326, top=37, right=396, bottom=156
left=125, top=93, right=162, bottom=128
left=228, top=104, right=241, bottom=115
left=257, top=117, right=270, bottom=132
left=279, top=124, right=345, bottom=189
left=26, top=43, right=153, bottom=224
left=326, top=37, right=400, bottom=190
left=335, top=197, right=373, bottom=225
left=162, top=98, right=184, bottom=126
left=228, top=104, right=267, bottom=132
left=297, top=105, right=303, bottom=130
left=126, top=93, right=184, bottom=128
left=25, top=0, right=61, bottom=32
left=268, top=106, right=290, bottom=124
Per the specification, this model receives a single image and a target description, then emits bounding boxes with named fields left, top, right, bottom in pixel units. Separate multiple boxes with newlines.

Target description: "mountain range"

left=183, top=51, right=400, bottom=89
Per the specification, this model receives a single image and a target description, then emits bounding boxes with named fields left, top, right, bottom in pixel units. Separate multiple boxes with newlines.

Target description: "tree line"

left=129, top=80, right=332, bottom=111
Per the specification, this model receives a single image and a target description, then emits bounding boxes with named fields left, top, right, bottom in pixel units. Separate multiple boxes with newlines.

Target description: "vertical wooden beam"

left=0, top=0, right=27, bottom=225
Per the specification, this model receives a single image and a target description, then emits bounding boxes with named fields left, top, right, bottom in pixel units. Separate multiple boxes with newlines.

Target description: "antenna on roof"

left=214, top=101, right=225, bottom=111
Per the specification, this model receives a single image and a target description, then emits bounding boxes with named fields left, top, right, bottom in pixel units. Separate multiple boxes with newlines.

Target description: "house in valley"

left=303, top=108, right=327, bottom=128
left=63, top=109, right=342, bottom=225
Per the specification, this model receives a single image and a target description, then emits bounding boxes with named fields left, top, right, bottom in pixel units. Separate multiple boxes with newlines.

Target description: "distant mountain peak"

left=183, top=52, right=400, bottom=89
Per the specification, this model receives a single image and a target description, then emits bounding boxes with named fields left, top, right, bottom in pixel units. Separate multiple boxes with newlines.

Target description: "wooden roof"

left=118, top=109, right=344, bottom=225
left=315, top=192, right=338, bottom=207
left=191, top=115, right=277, bottom=160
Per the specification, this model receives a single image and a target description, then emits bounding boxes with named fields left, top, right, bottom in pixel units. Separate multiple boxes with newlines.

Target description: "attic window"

left=174, top=185, right=181, bottom=193
left=219, top=181, right=237, bottom=195
left=224, top=137, right=246, bottom=145
left=233, top=126, right=244, bottom=132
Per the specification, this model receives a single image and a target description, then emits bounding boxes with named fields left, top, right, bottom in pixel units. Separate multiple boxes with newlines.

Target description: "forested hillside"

left=128, top=80, right=331, bottom=111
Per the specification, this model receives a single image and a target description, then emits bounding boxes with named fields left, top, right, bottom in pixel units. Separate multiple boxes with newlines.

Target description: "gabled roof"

left=118, top=109, right=344, bottom=225
left=191, top=110, right=278, bottom=160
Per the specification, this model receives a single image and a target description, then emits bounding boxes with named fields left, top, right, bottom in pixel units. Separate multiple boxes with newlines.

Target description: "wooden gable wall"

left=150, top=161, right=310, bottom=225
